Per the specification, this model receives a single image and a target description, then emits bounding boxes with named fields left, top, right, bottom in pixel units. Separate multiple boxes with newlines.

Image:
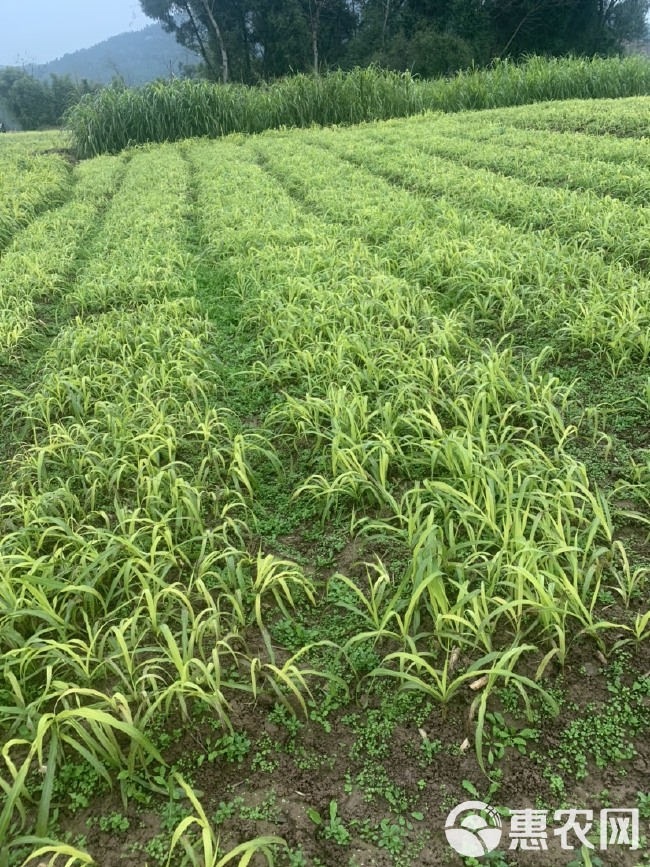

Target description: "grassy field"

left=0, top=96, right=649, bottom=867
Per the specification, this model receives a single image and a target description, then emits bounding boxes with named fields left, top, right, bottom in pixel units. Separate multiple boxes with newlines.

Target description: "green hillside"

left=33, top=24, right=199, bottom=86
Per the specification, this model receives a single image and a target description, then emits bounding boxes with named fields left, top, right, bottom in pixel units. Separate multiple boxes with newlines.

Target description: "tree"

left=590, top=0, right=649, bottom=47
left=297, top=0, right=357, bottom=73
left=249, top=0, right=310, bottom=78
left=0, top=68, right=98, bottom=130
left=139, top=0, right=231, bottom=81
left=140, top=0, right=650, bottom=85
left=199, top=0, right=231, bottom=80
left=140, top=0, right=356, bottom=80
left=481, top=0, right=649, bottom=56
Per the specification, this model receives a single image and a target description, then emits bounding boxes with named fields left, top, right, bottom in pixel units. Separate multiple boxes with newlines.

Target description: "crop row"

left=0, top=150, right=72, bottom=252
left=2, top=124, right=649, bottom=862
left=189, top=138, right=649, bottom=705
left=0, top=155, right=124, bottom=360
left=0, top=300, right=289, bottom=859
left=0, top=148, right=304, bottom=863
left=389, top=122, right=650, bottom=204
left=254, top=131, right=650, bottom=368
left=0, top=132, right=68, bottom=155
left=466, top=95, right=650, bottom=137
left=423, top=116, right=650, bottom=171
left=65, top=146, right=193, bottom=314
left=315, top=123, right=650, bottom=272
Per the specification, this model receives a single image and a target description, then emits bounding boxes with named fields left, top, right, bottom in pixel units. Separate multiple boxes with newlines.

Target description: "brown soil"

left=37, top=638, right=650, bottom=867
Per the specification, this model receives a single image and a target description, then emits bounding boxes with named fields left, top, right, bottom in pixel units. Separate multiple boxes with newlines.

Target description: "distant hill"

left=32, top=24, right=199, bottom=87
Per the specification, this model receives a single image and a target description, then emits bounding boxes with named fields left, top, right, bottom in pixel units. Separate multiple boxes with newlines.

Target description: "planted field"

left=0, top=99, right=649, bottom=867
left=0, top=143, right=71, bottom=253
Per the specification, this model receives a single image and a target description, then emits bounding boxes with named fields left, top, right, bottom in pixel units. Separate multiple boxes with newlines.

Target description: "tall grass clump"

left=68, top=54, right=650, bottom=158
left=419, top=53, right=650, bottom=111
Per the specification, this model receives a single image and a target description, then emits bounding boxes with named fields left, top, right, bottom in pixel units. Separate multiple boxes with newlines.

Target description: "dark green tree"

left=139, top=1, right=231, bottom=81
left=140, top=0, right=650, bottom=84
left=140, top=0, right=356, bottom=81
left=477, top=0, right=649, bottom=56
left=0, top=68, right=97, bottom=130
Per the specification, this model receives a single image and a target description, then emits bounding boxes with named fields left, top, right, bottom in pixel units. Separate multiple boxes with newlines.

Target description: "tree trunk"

left=199, top=0, right=230, bottom=83
left=312, top=22, right=319, bottom=74
left=382, top=0, right=391, bottom=50
left=500, top=2, right=540, bottom=57
left=599, top=0, right=617, bottom=31
left=240, top=7, right=253, bottom=83
left=183, top=1, right=218, bottom=79
left=311, top=0, right=323, bottom=75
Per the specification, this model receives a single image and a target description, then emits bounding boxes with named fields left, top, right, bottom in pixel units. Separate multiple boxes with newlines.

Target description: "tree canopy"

left=0, top=68, right=99, bottom=130
left=139, top=0, right=650, bottom=83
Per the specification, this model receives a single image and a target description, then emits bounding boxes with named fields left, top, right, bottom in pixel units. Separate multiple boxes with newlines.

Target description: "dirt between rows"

left=50, top=641, right=650, bottom=867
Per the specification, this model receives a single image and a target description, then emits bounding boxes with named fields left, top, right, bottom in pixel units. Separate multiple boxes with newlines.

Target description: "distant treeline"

left=0, top=68, right=100, bottom=130
left=4, top=0, right=649, bottom=130
left=68, top=55, right=650, bottom=158
left=141, top=0, right=650, bottom=83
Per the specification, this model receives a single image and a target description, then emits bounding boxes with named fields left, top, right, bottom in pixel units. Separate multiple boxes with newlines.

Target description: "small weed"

left=637, top=792, right=650, bottom=819
left=97, top=812, right=130, bottom=833
left=345, top=709, right=394, bottom=761
left=197, top=731, right=251, bottom=766
left=240, top=790, right=281, bottom=823
left=160, top=799, right=192, bottom=834
left=313, top=800, right=351, bottom=846
left=462, top=777, right=508, bottom=816
left=283, top=847, right=308, bottom=866
left=213, top=797, right=243, bottom=825
left=355, top=764, right=409, bottom=811
left=420, top=737, right=443, bottom=766
left=483, top=711, right=537, bottom=766
left=269, top=702, right=304, bottom=738
left=52, top=761, right=107, bottom=814
left=251, top=732, right=280, bottom=773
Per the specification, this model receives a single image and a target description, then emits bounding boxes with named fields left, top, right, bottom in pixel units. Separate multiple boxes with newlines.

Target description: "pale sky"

left=1, top=1, right=151, bottom=67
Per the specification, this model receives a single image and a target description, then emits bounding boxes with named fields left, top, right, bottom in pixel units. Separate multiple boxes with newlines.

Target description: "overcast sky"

left=1, top=1, right=151, bottom=67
